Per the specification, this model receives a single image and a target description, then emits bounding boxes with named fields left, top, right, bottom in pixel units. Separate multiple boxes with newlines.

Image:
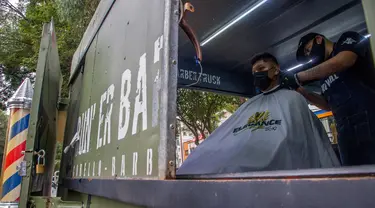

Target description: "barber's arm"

left=296, top=51, right=357, bottom=83
left=280, top=32, right=365, bottom=90
left=296, top=87, right=331, bottom=111
left=297, top=31, right=364, bottom=84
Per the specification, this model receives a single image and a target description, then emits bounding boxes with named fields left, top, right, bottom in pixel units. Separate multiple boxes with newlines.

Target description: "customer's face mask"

left=252, top=62, right=278, bottom=91
left=253, top=71, right=272, bottom=90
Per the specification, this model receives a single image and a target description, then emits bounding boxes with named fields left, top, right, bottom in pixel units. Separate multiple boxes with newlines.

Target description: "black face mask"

left=253, top=71, right=272, bottom=91
left=309, top=38, right=326, bottom=65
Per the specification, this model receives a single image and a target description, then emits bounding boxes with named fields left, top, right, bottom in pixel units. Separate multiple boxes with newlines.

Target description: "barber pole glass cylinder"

left=1, top=78, right=33, bottom=202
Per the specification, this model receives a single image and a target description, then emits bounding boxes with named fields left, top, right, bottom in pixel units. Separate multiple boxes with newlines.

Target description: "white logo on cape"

left=233, top=111, right=282, bottom=135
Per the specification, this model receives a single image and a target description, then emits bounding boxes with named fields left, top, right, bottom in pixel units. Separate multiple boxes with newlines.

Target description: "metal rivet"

left=169, top=161, right=174, bottom=166
left=170, top=124, right=175, bottom=129
left=172, top=60, right=177, bottom=65
left=174, top=10, right=179, bottom=15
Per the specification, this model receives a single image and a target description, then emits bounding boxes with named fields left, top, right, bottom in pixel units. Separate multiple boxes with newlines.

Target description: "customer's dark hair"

left=250, top=52, right=279, bottom=66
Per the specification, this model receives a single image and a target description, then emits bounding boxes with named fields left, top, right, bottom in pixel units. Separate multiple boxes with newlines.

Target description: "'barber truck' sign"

left=65, top=0, right=177, bottom=180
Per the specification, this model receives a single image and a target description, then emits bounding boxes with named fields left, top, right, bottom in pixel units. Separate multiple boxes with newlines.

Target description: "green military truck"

left=7, top=0, right=375, bottom=207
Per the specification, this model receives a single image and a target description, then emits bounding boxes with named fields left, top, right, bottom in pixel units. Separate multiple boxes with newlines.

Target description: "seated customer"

left=177, top=53, right=340, bottom=175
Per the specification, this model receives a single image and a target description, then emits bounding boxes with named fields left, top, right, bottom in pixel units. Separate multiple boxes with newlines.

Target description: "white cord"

left=184, top=60, right=203, bottom=87
left=179, top=0, right=184, bottom=23
left=63, top=132, right=79, bottom=154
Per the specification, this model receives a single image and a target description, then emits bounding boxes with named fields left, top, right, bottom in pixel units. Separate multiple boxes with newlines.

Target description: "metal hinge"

left=16, top=161, right=27, bottom=177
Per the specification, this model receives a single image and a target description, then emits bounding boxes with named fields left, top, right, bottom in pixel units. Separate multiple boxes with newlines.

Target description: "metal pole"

left=179, top=122, right=184, bottom=164
left=1, top=78, right=33, bottom=202
left=362, top=0, right=375, bottom=64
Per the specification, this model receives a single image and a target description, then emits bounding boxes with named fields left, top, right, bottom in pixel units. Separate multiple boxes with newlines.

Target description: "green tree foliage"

left=0, top=0, right=100, bottom=109
left=0, top=0, right=32, bottom=109
left=55, top=0, right=100, bottom=94
left=56, top=0, right=99, bottom=35
left=54, top=142, right=62, bottom=172
left=0, top=0, right=27, bottom=20
left=177, top=88, right=242, bottom=145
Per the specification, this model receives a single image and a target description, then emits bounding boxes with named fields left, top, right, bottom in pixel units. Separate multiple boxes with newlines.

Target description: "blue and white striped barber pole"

left=1, top=78, right=33, bottom=203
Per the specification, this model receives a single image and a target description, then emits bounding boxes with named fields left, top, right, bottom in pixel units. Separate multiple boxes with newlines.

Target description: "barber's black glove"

left=279, top=71, right=301, bottom=90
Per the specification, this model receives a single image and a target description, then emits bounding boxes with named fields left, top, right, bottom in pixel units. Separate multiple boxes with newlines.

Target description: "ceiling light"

left=200, top=0, right=268, bottom=46
left=286, top=64, right=303, bottom=71
left=286, top=60, right=312, bottom=71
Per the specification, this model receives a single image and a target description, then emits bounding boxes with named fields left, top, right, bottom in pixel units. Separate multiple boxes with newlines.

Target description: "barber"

left=280, top=31, right=375, bottom=166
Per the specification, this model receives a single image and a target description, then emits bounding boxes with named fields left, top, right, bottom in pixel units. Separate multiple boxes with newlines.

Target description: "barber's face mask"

left=253, top=68, right=276, bottom=91
left=308, top=38, right=326, bottom=65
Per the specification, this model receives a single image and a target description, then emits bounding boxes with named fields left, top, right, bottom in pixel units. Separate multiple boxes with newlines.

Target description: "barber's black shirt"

left=320, top=31, right=375, bottom=119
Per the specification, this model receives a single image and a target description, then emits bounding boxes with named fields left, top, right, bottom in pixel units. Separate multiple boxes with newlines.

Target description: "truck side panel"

left=19, top=20, right=62, bottom=208
left=70, top=0, right=116, bottom=82
left=60, top=0, right=178, bottom=196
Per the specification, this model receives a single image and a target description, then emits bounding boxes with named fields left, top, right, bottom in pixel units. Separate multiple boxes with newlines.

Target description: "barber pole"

left=1, top=78, right=33, bottom=202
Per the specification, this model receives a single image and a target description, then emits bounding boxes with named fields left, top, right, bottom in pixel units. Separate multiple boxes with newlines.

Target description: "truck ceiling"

left=178, top=0, right=366, bottom=73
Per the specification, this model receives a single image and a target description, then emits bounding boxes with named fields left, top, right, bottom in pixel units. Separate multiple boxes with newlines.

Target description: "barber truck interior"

left=1, top=0, right=375, bottom=207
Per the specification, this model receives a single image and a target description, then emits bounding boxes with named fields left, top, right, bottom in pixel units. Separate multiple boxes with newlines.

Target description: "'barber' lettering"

left=103, top=84, right=115, bottom=146
left=152, top=70, right=161, bottom=128
left=192, top=71, right=197, bottom=81
left=118, top=69, right=132, bottom=140
left=177, top=69, right=221, bottom=86
left=97, top=91, right=106, bottom=149
left=132, top=53, right=148, bottom=135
